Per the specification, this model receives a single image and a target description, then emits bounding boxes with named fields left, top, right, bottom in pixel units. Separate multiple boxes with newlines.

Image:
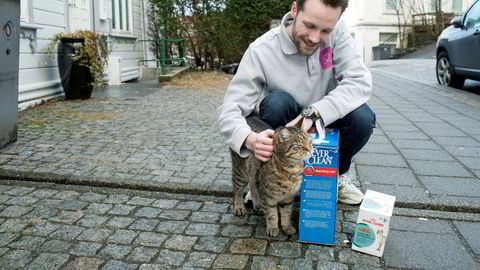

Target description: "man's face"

left=291, top=0, right=343, bottom=56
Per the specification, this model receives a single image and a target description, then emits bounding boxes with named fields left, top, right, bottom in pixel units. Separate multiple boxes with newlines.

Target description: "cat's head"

left=273, top=127, right=312, bottom=160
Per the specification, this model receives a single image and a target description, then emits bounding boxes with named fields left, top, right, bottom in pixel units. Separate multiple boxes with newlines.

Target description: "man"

left=217, top=0, right=375, bottom=204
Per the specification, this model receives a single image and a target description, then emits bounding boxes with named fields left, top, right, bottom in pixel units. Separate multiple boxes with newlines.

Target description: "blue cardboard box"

left=299, top=128, right=339, bottom=245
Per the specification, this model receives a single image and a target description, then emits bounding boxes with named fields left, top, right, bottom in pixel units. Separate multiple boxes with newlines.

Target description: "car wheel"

left=436, top=51, right=465, bottom=88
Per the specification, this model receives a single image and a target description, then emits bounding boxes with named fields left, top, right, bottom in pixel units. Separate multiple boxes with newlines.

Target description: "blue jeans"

left=257, top=90, right=376, bottom=175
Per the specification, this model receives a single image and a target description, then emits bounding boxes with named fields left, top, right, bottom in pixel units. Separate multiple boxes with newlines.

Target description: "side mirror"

left=450, top=16, right=462, bottom=28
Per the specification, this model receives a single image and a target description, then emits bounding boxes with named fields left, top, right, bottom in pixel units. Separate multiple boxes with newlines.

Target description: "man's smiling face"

left=290, top=0, right=343, bottom=56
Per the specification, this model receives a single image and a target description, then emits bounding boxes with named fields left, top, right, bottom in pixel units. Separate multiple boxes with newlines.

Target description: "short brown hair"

left=296, top=0, right=349, bottom=13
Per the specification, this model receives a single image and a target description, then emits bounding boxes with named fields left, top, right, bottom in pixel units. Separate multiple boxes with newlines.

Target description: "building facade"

left=18, top=0, right=150, bottom=109
left=343, top=0, right=475, bottom=63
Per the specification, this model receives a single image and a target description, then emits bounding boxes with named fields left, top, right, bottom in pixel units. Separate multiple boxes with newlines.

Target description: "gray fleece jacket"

left=217, top=12, right=372, bottom=157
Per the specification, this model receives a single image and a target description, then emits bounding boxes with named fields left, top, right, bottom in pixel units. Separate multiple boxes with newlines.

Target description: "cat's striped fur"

left=230, top=119, right=312, bottom=237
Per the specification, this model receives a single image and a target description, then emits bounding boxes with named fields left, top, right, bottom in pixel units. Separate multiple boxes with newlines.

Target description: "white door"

left=69, top=0, right=91, bottom=31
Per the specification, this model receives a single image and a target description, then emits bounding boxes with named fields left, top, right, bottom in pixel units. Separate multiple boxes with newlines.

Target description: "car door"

left=450, top=0, right=480, bottom=77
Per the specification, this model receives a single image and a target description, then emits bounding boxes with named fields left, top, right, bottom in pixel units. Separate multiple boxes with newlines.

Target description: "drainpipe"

left=141, top=0, right=148, bottom=67
left=91, top=0, right=96, bottom=32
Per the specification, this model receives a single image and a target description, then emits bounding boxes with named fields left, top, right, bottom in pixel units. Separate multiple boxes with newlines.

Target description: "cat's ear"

left=279, top=128, right=291, bottom=142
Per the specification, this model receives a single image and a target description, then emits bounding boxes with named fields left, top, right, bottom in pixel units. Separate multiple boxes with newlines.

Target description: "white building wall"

left=343, top=0, right=476, bottom=63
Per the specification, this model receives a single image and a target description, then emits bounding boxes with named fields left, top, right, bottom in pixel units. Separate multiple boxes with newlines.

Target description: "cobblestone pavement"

left=0, top=180, right=478, bottom=269
left=1, top=70, right=480, bottom=211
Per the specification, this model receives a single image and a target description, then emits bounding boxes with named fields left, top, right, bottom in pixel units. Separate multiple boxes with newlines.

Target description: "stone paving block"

left=77, top=214, right=109, bottom=227
left=277, top=258, right=314, bottom=270
left=267, top=242, right=302, bottom=258
left=105, top=217, right=135, bottom=230
left=220, top=213, right=248, bottom=225
left=23, top=223, right=61, bottom=236
left=99, top=244, right=132, bottom=260
left=201, top=202, right=230, bottom=213
left=139, top=264, right=173, bottom=270
left=444, top=146, right=480, bottom=158
left=102, top=260, right=137, bottom=270
left=194, top=236, right=229, bottom=253
left=70, top=241, right=103, bottom=256
left=152, top=199, right=179, bottom=209
left=454, top=221, right=480, bottom=255
left=189, top=211, right=221, bottom=223
left=338, top=249, right=380, bottom=266
left=77, top=228, right=113, bottom=242
left=158, top=209, right=190, bottom=220
left=63, top=257, right=104, bottom=270
left=420, top=176, right=480, bottom=197
left=230, top=238, right=268, bottom=255
left=8, top=235, right=45, bottom=250
left=30, top=189, right=59, bottom=198
left=49, top=225, right=85, bottom=240
left=391, top=139, right=441, bottom=150
left=390, top=216, right=451, bottom=234
left=128, top=218, right=159, bottom=231
left=0, top=247, right=8, bottom=256
left=0, top=205, right=33, bottom=217
left=316, top=261, right=348, bottom=270
left=26, top=252, right=70, bottom=270
left=163, top=235, right=198, bottom=251
left=57, top=200, right=89, bottom=211
left=359, top=143, right=398, bottom=154
left=362, top=183, right=429, bottom=201
left=175, top=201, right=202, bottom=210
left=127, top=246, right=158, bottom=262
left=78, top=192, right=107, bottom=202
left=107, top=229, right=139, bottom=244
left=156, top=220, right=189, bottom=234
left=86, top=203, right=113, bottom=215
left=379, top=123, right=420, bottom=132
left=255, top=225, right=288, bottom=241
left=108, top=205, right=136, bottom=216
left=183, top=251, right=216, bottom=268
left=251, top=256, right=280, bottom=270
left=134, top=207, right=162, bottom=218
left=457, top=156, right=480, bottom=170
left=432, top=136, right=480, bottom=147
left=0, top=218, right=28, bottom=232
left=399, top=149, right=454, bottom=161
left=156, top=250, right=186, bottom=266
left=126, top=196, right=156, bottom=206
left=354, top=153, right=407, bottom=167
left=385, top=131, right=429, bottom=140
left=367, top=135, right=390, bottom=143
left=221, top=224, right=253, bottom=237
left=409, top=160, right=473, bottom=177
left=356, top=165, right=419, bottom=186
left=39, top=199, right=63, bottom=208
left=304, top=245, right=335, bottom=262
left=53, top=191, right=80, bottom=200
left=104, top=194, right=130, bottom=204
left=416, top=123, right=467, bottom=137
left=212, top=254, right=248, bottom=269
left=134, top=232, right=168, bottom=247
left=0, top=249, right=34, bottom=269
left=38, top=239, right=72, bottom=253
left=50, top=210, right=84, bottom=224
left=185, top=223, right=220, bottom=236
left=5, top=196, right=39, bottom=206
left=0, top=194, right=11, bottom=204
left=383, top=230, right=478, bottom=269
left=4, top=187, right=35, bottom=196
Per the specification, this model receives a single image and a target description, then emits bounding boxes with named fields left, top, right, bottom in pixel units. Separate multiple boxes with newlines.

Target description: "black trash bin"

left=57, top=38, right=94, bottom=100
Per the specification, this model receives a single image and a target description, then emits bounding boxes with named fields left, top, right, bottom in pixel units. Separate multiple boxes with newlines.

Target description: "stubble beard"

left=291, top=18, right=323, bottom=56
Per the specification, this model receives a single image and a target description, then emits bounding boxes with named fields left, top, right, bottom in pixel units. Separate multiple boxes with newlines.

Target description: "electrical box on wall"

left=0, top=0, right=20, bottom=149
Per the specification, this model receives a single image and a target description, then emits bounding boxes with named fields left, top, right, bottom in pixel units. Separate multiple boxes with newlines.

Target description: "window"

left=464, top=1, right=480, bottom=29
left=385, top=0, right=397, bottom=12
left=112, top=0, right=132, bottom=32
left=379, top=33, right=398, bottom=44
left=21, top=0, right=29, bottom=22
left=452, top=0, right=462, bottom=13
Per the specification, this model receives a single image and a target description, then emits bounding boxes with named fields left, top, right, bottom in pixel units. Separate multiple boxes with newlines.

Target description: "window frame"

left=20, top=0, right=31, bottom=22
left=385, top=0, right=398, bottom=12
left=111, top=0, right=133, bottom=33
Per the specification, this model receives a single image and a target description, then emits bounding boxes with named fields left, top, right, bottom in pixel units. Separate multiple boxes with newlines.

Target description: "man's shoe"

left=338, top=174, right=364, bottom=205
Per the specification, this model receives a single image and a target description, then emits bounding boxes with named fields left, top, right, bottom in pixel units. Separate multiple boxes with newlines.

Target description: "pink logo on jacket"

left=319, top=47, right=333, bottom=69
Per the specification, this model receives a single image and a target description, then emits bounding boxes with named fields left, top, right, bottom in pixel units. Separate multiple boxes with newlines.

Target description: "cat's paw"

left=282, top=225, right=296, bottom=235
left=234, top=205, right=248, bottom=216
left=267, top=227, right=280, bottom=237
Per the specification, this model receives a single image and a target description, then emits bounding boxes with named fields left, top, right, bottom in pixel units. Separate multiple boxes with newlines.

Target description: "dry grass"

left=163, top=70, right=233, bottom=94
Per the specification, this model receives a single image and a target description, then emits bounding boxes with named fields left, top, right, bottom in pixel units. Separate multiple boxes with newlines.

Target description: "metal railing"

left=138, top=38, right=187, bottom=75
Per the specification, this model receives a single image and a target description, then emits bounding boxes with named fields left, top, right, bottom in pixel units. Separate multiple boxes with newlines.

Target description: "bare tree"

left=390, top=0, right=415, bottom=53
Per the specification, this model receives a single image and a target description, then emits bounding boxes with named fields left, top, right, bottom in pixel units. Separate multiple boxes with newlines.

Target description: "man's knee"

left=259, top=91, right=300, bottom=129
left=349, top=103, right=376, bottom=135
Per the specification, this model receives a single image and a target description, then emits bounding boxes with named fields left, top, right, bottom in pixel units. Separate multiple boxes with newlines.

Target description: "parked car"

left=436, top=0, right=480, bottom=88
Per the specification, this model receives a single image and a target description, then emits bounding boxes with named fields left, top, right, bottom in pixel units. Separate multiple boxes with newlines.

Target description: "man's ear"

left=291, top=1, right=297, bottom=18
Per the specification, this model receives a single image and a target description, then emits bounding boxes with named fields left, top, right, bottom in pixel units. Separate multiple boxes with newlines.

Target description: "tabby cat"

left=231, top=119, right=312, bottom=237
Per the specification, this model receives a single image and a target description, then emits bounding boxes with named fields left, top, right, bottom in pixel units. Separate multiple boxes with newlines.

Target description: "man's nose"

left=309, top=30, right=326, bottom=44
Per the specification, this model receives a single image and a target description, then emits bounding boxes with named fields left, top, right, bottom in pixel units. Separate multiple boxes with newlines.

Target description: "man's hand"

left=245, top=130, right=274, bottom=162
left=286, top=115, right=314, bottom=132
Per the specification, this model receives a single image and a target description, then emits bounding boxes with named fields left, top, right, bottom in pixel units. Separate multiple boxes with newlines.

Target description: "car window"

left=464, top=1, right=480, bottom=29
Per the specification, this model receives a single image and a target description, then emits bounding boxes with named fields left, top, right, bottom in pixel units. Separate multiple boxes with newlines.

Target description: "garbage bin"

left=372, top=44, right=396, bottom=60
left=0, top=0, right=20, bottom=149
